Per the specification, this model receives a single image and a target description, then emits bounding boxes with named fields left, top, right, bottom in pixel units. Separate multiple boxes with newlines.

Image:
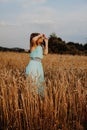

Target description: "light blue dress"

left=25, top=45, right=44, bottom=96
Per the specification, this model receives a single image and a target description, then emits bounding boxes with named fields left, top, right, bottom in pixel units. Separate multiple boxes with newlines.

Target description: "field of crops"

left=0, top=52, right=87, bottom=130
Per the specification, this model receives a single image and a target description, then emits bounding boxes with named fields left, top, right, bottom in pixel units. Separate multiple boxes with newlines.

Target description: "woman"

left=25, top=33, right=48, bottom=96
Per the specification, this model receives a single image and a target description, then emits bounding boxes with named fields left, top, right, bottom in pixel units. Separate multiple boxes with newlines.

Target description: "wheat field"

left=0, top=52, right=87, bottom=130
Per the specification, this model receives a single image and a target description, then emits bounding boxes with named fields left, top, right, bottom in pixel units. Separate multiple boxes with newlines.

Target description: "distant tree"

left=48, top=33, right=58, bottom=53
left=74, top=43, right=84, bottom=51
left=84, top=43, right=87, bottom=50
left=67, top=42, right=79, bottom=55
left=84, top=43, right=87, bottom=55
left=57, top=37, right=62, bottom=42
left=48, top=33, right=68, bottom=54
left=48, top=33, right=86, bottom=55
left=49, top=32, right=58, bottom=39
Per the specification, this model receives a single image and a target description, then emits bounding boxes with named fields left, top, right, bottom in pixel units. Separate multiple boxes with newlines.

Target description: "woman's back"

left=30, top=45, right=43, bottom=59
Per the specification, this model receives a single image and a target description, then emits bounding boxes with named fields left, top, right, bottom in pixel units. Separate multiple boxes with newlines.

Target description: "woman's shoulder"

left=36, top=45, right=42, bottom=50
left=37, top=45, right=42, bottom=48
left=30, top=45, right=42, bottom=54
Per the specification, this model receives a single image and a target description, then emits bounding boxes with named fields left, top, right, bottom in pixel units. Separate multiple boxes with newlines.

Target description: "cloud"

left=0, top=21, right=19, bottom=27
left=21, top=0, right=48, bottom=8
left=0, top=0, right=47, bottom=4
left=16, top=5, right=56, bottom=26
left=23, top=0, right=47, bottom=4
left=27, top=0, right=47, bottom=3
left=0, top=0, right=12, bottom=3
left=0, top=0, right=87, bottom=47
left=0, top=0, right=8, bottom=2
left=33, top=20, right=54, bottom=24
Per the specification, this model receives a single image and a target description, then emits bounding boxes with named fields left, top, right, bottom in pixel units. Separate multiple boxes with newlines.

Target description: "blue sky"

left=0, top=0, right=87, bottom=49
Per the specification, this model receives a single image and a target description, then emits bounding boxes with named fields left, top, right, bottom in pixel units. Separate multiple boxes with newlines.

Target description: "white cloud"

left=33, top=19, right=54, bottom=24
left=0, top=0, right=8, bottom=2
left=16, top=5, right=56, bottom=26
left=0, top=0, right=12, bottom=3
left=0, top=0, right=47, bottom=4
left=23, top=0, right=47, bottom=4
left=26, top=0, right=47, bottom=3
left=21, top=0, right=48, bottom=8
left=0, top=21, right=19, bottom=27
left=0, top=0, right=87, bottom=47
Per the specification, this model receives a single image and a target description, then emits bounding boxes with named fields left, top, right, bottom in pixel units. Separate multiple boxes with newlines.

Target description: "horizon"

left=0, top=0, right=87, bottom=49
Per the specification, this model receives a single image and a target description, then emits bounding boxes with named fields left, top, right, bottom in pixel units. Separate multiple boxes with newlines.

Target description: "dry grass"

left=0, top=52, right=87, bottom=130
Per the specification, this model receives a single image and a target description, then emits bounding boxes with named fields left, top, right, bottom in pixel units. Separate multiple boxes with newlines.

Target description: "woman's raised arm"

left=43, top=38, right=48, bottom=55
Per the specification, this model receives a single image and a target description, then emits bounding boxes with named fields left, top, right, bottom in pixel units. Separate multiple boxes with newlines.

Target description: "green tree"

left=48, top=33, right=68, bottom=54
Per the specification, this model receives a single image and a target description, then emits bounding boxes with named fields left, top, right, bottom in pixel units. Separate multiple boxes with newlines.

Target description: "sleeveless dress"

left=25, top=45, right=44, bottom=96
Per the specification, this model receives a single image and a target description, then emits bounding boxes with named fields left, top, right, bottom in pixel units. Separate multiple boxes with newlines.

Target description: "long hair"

left=30, top=33, right=40, bottom=49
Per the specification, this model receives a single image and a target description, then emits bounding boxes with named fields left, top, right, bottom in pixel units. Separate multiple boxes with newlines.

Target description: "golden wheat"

left=0, top=52, right=87, bottom=130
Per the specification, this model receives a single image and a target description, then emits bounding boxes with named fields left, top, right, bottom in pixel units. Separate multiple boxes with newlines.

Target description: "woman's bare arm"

left=43, top=38, right=48, bottom=55
left=32, top=34, right=43, bottom=42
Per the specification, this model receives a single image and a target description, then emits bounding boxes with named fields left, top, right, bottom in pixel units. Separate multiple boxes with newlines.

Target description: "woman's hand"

left=44, top=38, right=48, bottom=44
left=42, top=35, right=48, bottom=55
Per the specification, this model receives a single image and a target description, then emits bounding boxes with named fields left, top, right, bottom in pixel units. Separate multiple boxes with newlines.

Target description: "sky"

left=0, top=0, right=87, bottom=49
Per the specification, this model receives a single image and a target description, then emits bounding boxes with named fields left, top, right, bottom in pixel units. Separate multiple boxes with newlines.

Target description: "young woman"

left=25, top=33, right=48, bottom=96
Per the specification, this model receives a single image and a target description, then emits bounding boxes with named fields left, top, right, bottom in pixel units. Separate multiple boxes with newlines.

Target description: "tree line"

left=0, top=46, right=25, bottom=52
left=0, top=33, right=87, bottom=55
left=48, top=33, right=87, bottom=55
